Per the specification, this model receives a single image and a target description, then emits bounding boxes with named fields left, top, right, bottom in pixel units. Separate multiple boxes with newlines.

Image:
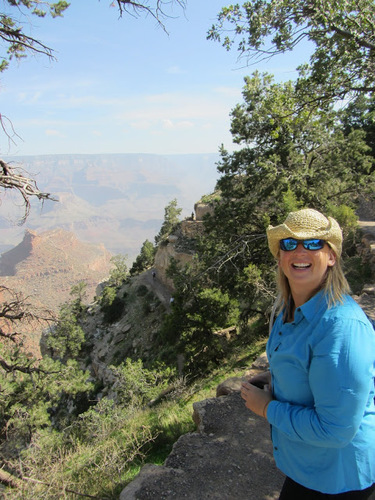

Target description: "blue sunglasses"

left=280, top=238, right=326, bottom=252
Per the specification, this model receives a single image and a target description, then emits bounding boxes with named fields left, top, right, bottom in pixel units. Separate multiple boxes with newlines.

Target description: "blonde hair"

left=275, top=255, right=350, bottom=320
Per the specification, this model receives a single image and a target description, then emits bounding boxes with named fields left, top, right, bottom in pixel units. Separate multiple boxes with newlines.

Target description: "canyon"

left=0, top=153, right=219, bottom=260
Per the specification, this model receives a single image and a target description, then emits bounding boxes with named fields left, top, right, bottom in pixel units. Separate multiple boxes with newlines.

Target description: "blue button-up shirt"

left=266, top=291, right=375, bottom=494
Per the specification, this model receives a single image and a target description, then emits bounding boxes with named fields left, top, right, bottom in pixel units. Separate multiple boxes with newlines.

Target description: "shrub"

left=45, top=303, right=85, bottom=360
left=100, top=286, right=126, bottom=323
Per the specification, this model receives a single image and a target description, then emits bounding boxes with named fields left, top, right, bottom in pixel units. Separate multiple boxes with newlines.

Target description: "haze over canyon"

left=0, top=153, right=219, bottom=261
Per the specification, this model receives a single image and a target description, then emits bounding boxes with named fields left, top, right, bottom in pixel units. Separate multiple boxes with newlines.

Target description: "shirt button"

left=274, top=447, right=278, bottom=451
left=278, top=331, right=282, bottom=336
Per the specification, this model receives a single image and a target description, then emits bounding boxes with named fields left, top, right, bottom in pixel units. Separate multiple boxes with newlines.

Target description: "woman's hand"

left=241, top=381, right=273, bottom=419
left=248, top=370, right=272, bottom=389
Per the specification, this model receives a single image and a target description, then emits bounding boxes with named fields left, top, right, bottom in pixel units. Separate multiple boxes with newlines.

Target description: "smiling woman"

left=241, top=208, right=375, bottom=499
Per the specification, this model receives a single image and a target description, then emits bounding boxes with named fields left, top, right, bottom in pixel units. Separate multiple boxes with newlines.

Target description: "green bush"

left=45, top=303, right=85, bottom=360
left=100, top=286, right=126, bottom=323
left=110, top=358, right=173, bottom=408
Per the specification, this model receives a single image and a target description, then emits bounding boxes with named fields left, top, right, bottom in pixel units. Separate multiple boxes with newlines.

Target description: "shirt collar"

left=296, top=289, right=329, bottom=324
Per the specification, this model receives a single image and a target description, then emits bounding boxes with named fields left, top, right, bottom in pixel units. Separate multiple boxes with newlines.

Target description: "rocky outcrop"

left=119, top=352, right=285, bottom=500
left=77, top=270, right=169, bottom=393
left=180, top=219, right=205, bottom=238
left=120, top=390, right=284, bottom=500
left=194, top=202, right=214, bottom=220
left=153, top=203, right=214, bottom=290
left=153, top=234, right=194, bottom=289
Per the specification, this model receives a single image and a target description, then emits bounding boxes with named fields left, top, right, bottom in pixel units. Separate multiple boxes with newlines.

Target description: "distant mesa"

left=0, top=229, right=36, bottom=276
left=0, top=228, right=113, bottom=313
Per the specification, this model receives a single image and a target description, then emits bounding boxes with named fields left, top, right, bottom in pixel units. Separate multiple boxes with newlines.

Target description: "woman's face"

left=278, top=241, right=336, bottom=302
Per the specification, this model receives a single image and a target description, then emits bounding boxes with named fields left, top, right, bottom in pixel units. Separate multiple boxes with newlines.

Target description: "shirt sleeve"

left=267, top=316, right=375, bottom=448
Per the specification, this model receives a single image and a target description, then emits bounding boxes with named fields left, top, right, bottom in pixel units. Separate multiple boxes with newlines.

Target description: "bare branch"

left=0, top=159, right=57, bottom=225
left=0, top=113, right=22, bottom=148
left=0, top=285, right=55, bottom=352
left=114, top=0, right=186, bottom=32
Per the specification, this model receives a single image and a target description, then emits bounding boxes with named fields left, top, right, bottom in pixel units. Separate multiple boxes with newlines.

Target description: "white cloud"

left=45, top=129, right=64, bottom=137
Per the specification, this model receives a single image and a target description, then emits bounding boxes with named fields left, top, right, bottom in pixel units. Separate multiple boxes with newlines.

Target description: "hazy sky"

left=1, top=1, right=310, bottom=157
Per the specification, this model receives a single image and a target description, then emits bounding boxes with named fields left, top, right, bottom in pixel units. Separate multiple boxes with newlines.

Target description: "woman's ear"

left=327, top=249, right=336, bottom=267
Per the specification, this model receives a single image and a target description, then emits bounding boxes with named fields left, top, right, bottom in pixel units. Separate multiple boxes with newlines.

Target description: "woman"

left=241, top=208, right=375, bottom=499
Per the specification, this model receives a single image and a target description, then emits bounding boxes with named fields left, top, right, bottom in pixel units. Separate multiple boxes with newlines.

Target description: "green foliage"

left=326, top=204, right=358, bottom=233
left=69, top=280, right=87, bottom=313
left=100, top=285, right=126, bottom=323
left=198, top=72, right=374, bottom=312
left=181, top=287, right=240, bottom=373
left=159, top=281, right=240, bottom=374
left=45, top=302, right=85, bottom=360
left=208, top=0, right=375, bottom=107
left=200, top=192, right=222, bottom=204
left=344, top=256, right=373, bottom=294
left=108, top=254, right=129, bottom=287
left=141, top=289, right=159, bottom=315
left=14, top=388, right=195, bottom=499
left=0, top=354, right=92, bottom=446
left=155, top=198, right=182, bottom=246
left=130, top=239, right=156, bottom=275
left=282, top=188, right=304, bottom=214
left=0, top=1, right=70, bottom=72
left=16, top=400, right=156, bottom=499
left=341, top=94, right=375, bottom=162
left=110, top=358, right=174, bottom=408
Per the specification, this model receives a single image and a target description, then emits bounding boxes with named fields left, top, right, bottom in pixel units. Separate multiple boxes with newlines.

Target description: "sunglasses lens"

left=280, top=238, right=298, bottom=251
left=303, top=239, right=325, bottom=250
left=280, top=238, right=325, bottom=251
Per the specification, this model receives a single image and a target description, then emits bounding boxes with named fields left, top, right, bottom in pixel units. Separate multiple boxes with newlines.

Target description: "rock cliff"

left=153, top=203, right=212, bottom=290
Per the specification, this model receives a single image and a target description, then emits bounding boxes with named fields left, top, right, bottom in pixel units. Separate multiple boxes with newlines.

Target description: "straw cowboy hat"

left=266, top=208, right=343, bottom=258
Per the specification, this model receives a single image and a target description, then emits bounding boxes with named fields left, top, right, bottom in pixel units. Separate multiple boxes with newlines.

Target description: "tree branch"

left=0, top=159, right=57, bottom=224
left=114, top=0, right=186, bottom=32
left=328, top=23, right=375, bottom=51
left=0, top=355, right=51, bottom=375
